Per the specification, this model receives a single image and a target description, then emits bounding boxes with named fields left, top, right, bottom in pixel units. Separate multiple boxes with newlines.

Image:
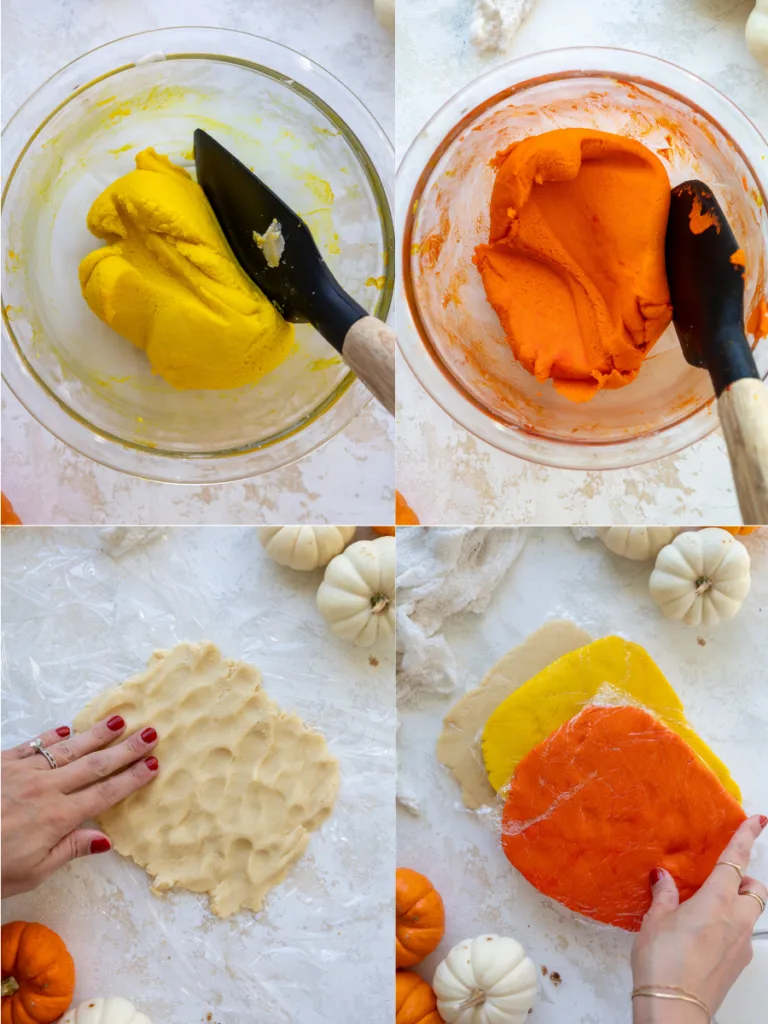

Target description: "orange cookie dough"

left=501, top=705, right=746, bottom=930
left=474, top=129, right=673, bottom=403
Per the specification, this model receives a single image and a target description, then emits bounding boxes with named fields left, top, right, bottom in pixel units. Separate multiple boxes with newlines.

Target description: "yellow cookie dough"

left=482, top=636, right=741, bottom=801
left=74, top=642, right=339, bottom=917
left=78, top=148, right=293, bottom=390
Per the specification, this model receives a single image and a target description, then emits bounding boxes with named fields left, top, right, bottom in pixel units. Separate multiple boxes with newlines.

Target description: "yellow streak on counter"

left=308, top=356, right=343, bottom=371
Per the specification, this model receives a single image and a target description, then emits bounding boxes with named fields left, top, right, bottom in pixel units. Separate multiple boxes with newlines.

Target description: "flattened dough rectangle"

left=74, top=642, right=339, bottom=917
left=436, top=620, right=592, bottom=810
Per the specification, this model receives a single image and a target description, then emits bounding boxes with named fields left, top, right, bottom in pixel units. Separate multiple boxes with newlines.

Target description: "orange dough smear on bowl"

left=474, top=129, right=673, bottom=403
left=501, top=704, right=745, bottom=930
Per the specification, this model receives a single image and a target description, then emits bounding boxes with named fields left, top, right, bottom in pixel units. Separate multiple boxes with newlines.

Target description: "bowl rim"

left=396, top=45, right=768, bottom=471
left=1, top=25, right=395, bottom=483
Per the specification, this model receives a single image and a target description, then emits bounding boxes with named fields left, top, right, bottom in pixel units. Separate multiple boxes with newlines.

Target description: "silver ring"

left=30, top=738, right=58, bottom=770
left=741, top=890, right=766, bottom=915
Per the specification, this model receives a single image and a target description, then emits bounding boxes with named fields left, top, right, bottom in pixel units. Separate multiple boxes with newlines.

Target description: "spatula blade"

left=665, top=179, right=758, bottom=393
left=194, top=130, right=369, bottom=351
left=194, top=128, right=320, bottom=322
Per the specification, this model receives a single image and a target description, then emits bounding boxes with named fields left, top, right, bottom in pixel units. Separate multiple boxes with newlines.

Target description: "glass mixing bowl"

left=2, top=27, right=394, bottom=483
left=397, top=48, right=768, bottom=470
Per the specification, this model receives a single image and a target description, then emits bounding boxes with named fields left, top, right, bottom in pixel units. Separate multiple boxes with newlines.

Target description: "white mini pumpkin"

left=649, top=528, right=751, bottom=626
left=598, top=526, right=679, bottom=561
left=60, top=998, right=151, bottom=1024
left=374, top=0, right=395, bottom=31
left=747, top=0, right=768, bottom=66
left=316, top=536, right=395, bottom=646
left=258, top=526, right=355, bottom=571
left=433, top=934, right=538, bottom=1024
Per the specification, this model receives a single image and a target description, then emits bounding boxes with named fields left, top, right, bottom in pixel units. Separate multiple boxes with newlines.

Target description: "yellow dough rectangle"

left=482, top=635, right=740, bottom=801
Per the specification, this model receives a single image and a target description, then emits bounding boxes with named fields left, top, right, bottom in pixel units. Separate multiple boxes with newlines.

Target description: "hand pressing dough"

left=501, top=705, right=746, bottom=930
left=73, top=642, right=339, bottom=917
left=436, top=620, right=592, bottom=810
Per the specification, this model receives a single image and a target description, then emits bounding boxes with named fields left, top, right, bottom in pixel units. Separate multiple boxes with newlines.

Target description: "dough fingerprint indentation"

left=73, top=642, right=340, bottom=917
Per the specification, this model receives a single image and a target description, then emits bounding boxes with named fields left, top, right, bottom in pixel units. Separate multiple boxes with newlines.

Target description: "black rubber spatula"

left=666, top=179, right=768, bottom=523
left=194, top=129, right=394, bottom=415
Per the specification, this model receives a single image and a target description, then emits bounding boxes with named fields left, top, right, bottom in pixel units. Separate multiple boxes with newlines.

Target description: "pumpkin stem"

left=457, top=988, right=486, bottom=1010
left=370, top=592, right=390, bottom=614
left=694, top=575, right=713, bottom=595
left=1, top=977, right=20, bottom=997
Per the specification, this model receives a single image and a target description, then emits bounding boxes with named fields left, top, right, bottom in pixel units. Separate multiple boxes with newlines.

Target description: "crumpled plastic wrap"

left=469, top=0, right=538, bottom=54
left=396, top=527, right=525, bottom=704
left=396, top=526, right=525, bottom=816
left=1, top=527, right=394, bottom=1023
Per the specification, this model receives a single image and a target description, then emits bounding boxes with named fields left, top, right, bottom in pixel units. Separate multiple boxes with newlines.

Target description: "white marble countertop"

left=398, top=527, right=768, bottom=1024
left=1, top=0, right=394, bottom=525
left=395, top=0, right=768, bottom=525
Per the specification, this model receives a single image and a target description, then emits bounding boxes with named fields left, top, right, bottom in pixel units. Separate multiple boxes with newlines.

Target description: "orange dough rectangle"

left=501, top=705, right=745, bottom=931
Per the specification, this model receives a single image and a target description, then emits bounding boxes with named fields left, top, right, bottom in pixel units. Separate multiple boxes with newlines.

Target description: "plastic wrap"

left=400, top=528, right=768, bottom=1022
left=446, top=644, right=748, bottom=932
left=498, top=701, right=746, bottom=931
left=395, top=527, right=525, bottom=702
left=396, top=526, right=525, bottom=815
left=1, top=527, right=394, bottom=1023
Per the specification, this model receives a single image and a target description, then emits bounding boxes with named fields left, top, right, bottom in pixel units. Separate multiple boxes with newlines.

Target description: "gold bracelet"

left=632, top=986, right=711, bottom=1019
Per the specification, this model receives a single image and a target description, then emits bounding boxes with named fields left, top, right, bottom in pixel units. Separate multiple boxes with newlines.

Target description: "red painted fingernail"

left=141, top=727, right=157, bottom=744
left=90, top=837, right=111, bottom=855
left=759, top=815, right=768, bottom=830
left=650, top=868, right=663, bottom=886
left=107, top=715, right=125, bottom=732
left=55, top=726, right=71, bottom=738
left=144, top=756, right=159, bottom=772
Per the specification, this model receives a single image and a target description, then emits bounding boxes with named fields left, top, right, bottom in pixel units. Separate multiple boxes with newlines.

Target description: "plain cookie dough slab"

left=436, top=620, right=592, bottom=810
left=74, top=641, right=340, bottom=917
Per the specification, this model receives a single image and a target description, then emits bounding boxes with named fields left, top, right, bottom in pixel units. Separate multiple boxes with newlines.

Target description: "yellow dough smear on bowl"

left=482, top=636, right=740, bottom=801
left=78, top=148, right=293, bottom=390
left=474, top=128, right=673, bottom=403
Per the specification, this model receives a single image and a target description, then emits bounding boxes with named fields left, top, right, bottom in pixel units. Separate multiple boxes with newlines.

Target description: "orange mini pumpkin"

left=395, top=491, right=420, bottom=526
left=1, top=494, right=21, bottom=526
left=1, top=921, right=75, bottom=1024
left=372, top=526, right=396, bottom=536
left=719, top=526, right=759, bottom=536
left=396, top=971, right=443, bottom=1024
left=396, top=868, right=445, bottom=968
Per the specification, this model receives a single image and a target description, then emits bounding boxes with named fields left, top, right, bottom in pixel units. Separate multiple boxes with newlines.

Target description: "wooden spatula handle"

left=343, top=316, right=395, bottom=416
left=718, top=377, right=768, bottom=523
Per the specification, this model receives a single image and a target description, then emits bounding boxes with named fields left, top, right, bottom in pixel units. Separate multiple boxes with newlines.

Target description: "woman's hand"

left=631, top=814, right=767, bottom=1021
left=1, top=716, right=159, bottom=898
